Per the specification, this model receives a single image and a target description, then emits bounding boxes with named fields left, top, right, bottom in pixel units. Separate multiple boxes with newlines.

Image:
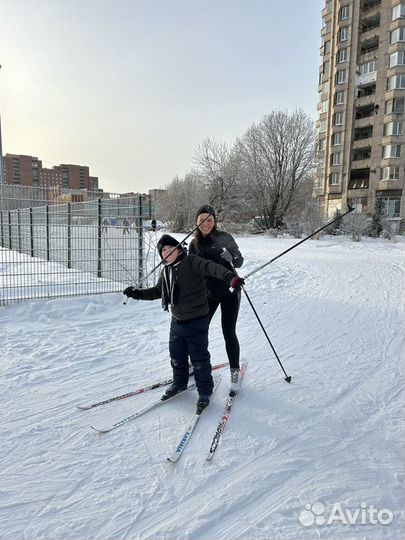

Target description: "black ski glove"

left=229, top=276, right=245, bottom=292
left=123, top=286, right=141, bottom=300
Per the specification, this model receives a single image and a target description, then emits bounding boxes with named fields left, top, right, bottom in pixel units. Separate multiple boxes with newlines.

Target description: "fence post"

left=46, top=205, right=50, bottom=261
left=0, top=210, right=3, bottom=248
left=136, top=194, right=144, bottom=284
left=8, top=210, right=12, bottom=250
left=17, top=209, right=22, bottom=253
left=97, top=198, right=102, bottom=278
left=67, top=202, right=72, bottom=269
left=30, top=207, right=34, bottom=257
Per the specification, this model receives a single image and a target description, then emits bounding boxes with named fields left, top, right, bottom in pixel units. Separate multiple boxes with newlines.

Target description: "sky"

left=0, top=0, right=324, bottom=194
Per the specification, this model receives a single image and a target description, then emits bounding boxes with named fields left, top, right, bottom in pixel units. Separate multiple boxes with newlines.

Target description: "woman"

left=189, top=205, right=244, bottom=393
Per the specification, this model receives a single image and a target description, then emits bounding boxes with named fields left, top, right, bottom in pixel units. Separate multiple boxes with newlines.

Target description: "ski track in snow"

left=0, top=235, right=404, bottom=540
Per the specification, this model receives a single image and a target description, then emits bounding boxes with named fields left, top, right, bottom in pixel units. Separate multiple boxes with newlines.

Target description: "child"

left=123, top=234, right=244, bottom=414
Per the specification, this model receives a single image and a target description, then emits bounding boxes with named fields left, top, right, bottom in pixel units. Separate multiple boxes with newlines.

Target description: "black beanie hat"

left=157, top=234, right=181, bottom=258
left=195, top=205, right=216, bottom=221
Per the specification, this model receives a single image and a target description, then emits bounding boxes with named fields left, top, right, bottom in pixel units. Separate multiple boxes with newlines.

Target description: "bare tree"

left=237, top=109, right=316, bottom=228
left=192, top=138, right=245, bottom=220
left=161, top=173, right=207, bottom=232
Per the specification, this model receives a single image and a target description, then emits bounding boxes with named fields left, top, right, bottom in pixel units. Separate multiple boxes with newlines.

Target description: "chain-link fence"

left=0, top=184, right=162, bottom=304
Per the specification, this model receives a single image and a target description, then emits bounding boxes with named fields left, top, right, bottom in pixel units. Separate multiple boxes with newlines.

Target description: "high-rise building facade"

left=315, top=0, right=405, bottom=232
left=3, top=153, right=99, bottom=191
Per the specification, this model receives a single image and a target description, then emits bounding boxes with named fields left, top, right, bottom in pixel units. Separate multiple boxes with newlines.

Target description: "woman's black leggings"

left=208, top=290, right=241, bottom=369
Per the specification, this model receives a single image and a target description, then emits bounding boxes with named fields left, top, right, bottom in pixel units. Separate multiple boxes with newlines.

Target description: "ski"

left=167, top=377, right=221, bottom=463
left=206, top=362, right=248, bottom=461
left=90, top=382, right=197, bottom=433
left=77, top=362, right=228, bottom=410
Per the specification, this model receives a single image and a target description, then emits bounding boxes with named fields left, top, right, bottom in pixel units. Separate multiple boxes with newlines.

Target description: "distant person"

left=189, top=205, right=244, bottom=393
left=122, top=218, right=130, bottom=235
left=102, top=218, right=109, bottom=233
left=123, top=234, right=244, bottom=413
left=151, top=218, right=157, bottom=232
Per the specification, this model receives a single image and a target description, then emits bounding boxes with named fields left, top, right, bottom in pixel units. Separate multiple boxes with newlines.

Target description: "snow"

left=1, top=234, right=404, bottom=540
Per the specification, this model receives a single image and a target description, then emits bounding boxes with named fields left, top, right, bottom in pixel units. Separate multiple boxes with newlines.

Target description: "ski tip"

left=90, top=425, right=108, bottom=434
left=284, top=376, right=292, bottom=383
left=76, top=404, right=91, bottom=410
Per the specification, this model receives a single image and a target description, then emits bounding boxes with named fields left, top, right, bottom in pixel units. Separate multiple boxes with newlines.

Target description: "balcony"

left=328, top=185, right=342, bottom=194
left=349, top=169, right=370, bottom=190
left=351, top=159, right=371, bottom=170
left=378, top=179, right=404, bottom=190
left=352, top=138, right=372, bottom=149
left=355, top=94, right=376, bottom=108
left=353, top=126, right=373, bottom=140
left=355, top=103, right=376, bottom=120
left=361, top=0, right=381, bottom=10
left=356, top=72, right=377, bottom=87
left=360, top=35, right=379, bottom=55
left=360, top=13, right=380, bottom=33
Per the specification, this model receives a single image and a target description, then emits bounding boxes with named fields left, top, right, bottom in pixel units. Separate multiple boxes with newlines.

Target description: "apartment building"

left=3, top=154, right=99, bottom=191
left=315, top=0, right=405, bottom=232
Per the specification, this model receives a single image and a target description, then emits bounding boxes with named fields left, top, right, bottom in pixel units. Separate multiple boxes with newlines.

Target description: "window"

left=382, top=197, right=401, bottom=217
left=392, top=3, right=405, bottom=21
left=330, top=172, right=340, bottom=185
left=389, top=50, right=405, bottom=67
left=331, top=153, right=341, bottom=165
left=320, top=119, right=327, bottom=132
left=335, top=91, right=345, bottom=105
left=323, top=60, right=330, bottom=77
left=318, top=139, right=326, bottom=152
left=332, top=132, right=342, bottom=145
left=359, top=60, right=377, bottom=75
left=390, top=27, right=405, bottom=43
left=385, top=98, right=405, bottom=114
left=320, top=100, right=328, bottom=113
left=324, top=40, right=331, bottom=54
left=323, top=80, right=330, bottom=94
left=325, top=20, right=332, bottom=33
left=336, top=70, right=346, bottom=84
left=339, top=27, right=349, bottom=41
left=326, top=0, right=332, bottom=13
left=340, top=5, right=350, bottom=20
left=334, top=111, right=343, bottom=125
left=387, top=74, right=405, bottom=90
left=380, top=166, right=400, bottom=180
left=384, top=121, right=403, bottom=135
left=337, top=48, right=348, bottom=63
left=382, top=144, right=401, bottom=158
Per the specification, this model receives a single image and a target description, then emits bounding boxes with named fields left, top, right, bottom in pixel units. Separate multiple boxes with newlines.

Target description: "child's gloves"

left=123, top=286, right=141, bottom=299
left=229, top=276, right=245, bottom=292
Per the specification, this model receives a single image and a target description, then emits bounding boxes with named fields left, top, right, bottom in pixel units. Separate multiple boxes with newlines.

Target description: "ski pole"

left=124, top=214, right=211, bottom=304
left=229, top=258, right=291, bottom=383
left=245, top=204, right=355, bottom=280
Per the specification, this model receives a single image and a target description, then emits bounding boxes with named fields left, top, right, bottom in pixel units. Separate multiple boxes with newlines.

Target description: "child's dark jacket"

left=136, top=254, right=234, bottom=321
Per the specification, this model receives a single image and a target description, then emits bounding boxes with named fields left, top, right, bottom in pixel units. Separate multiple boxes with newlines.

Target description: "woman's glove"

left=220, top=248, right=233, bottom=263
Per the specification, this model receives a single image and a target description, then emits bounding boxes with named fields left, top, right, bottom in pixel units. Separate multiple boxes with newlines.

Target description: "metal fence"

left=0, top=184, right=162, bottom=304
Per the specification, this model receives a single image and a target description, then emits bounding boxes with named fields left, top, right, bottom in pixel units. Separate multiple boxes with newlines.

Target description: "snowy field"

left=1, top=234, right=404, bottom=540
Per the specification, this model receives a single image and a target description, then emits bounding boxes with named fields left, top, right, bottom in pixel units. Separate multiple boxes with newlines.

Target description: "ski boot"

left=161, top=384, right=187, bottom=401
left=196, top=395, right=210, bottom=415
left=229, top=368, right=240, bottom=395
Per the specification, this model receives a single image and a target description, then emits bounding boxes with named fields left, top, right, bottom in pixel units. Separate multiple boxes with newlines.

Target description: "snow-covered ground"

left=1, top=234, right=404, bottom=540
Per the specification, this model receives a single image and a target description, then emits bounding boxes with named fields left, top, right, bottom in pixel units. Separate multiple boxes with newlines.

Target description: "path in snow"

left=0, top=235, right=404, bottom=540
